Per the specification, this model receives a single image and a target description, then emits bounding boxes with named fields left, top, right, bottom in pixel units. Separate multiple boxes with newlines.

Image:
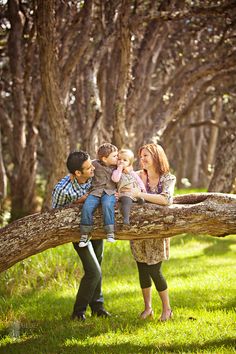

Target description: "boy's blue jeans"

left=80, top=192, right=116, bottom=234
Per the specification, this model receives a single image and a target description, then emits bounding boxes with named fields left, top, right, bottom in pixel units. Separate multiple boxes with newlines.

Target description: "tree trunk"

left=7, top=0, right=28, bottom=220
left=36, top=0, right=69, bottom=209
left=5, top=1, right=44, bottom=220
left=112, top=0, right=131, bottom=148
left=7, top=0, right=25, bottom=166
left=191, top=104, right=205, bottom=188
left=0, top=129, right=7, bottom=203
left=208, top=129, right=236, bottom=192
left=205, top=97, right=221, bottom=178
left=0, top=193, right=235, bottom=273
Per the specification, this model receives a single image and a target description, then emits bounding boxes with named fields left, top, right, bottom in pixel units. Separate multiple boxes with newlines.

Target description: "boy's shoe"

left=79, top=235, right=90, bottom=247
left=106, top=233, right=116, bottom=243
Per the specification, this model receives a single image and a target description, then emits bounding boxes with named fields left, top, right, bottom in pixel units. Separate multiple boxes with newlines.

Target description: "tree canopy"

left=0, top=0, right=236, bottom=221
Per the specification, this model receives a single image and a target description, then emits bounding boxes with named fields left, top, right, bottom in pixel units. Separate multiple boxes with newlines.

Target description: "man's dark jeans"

left=72, top=240, right=104, bottom=315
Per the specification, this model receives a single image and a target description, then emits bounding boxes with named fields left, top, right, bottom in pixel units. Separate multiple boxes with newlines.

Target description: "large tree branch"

left=0, top=193, right=236, bottom=273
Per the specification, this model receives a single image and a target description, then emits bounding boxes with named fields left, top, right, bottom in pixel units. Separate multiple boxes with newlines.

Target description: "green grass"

left=0, top=235, right=236, bottom=354
left=175, top=188, right=207, bottom=194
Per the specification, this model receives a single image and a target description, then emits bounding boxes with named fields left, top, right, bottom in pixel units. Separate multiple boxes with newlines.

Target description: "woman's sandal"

left=139, top=308, right=154, bottom=320
left=159, top=309, right=173, bottom=322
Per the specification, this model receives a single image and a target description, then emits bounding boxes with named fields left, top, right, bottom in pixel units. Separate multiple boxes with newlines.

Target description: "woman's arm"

left=131, top=190, right=169, bottom=205
left=160, top=174, right=176, bottom=204
left=130, top=171, right=146, bottom=192
left=132, top=174, right=176, bottom=205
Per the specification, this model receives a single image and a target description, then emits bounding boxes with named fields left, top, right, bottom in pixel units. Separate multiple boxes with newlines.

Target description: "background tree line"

left=0, top=0, right=236, bottom=222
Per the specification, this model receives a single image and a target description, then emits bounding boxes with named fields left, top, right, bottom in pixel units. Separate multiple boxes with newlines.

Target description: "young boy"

left=79, top=143, right=118, bottom=247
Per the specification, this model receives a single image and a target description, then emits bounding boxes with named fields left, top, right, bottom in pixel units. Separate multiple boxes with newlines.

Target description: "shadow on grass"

left=105, top=283, right=236, bottom=313
left=1, top=253, right=235, bottom=321
left=1, top=326, right=235, bottom=354
left=64, top=337, right=236, bottom=354
left=171, top=288, right=236, bottom=311
left=203, top=237, right=236, bottom=256
left=170, top=234, right=236, bottom=257
left=1, top=286, right=235, bottom=353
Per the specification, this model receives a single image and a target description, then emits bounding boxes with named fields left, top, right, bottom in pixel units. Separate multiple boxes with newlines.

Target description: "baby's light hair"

left=118, top=149, right=134, bottom=166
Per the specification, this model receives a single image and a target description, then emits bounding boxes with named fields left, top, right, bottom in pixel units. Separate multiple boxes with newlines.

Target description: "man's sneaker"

left=71, top=312, right=86, bottom=321
left=91, top=308, right=111, bottom=318
left=79, top=235, right=90, bottom=247
left=106, top=233, right=116, bottom=243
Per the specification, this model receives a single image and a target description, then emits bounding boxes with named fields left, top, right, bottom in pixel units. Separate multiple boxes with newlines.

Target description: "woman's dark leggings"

left=136, top=261, right=167, bottom=292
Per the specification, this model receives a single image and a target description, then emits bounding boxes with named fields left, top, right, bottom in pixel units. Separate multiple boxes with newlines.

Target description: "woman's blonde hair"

left=138, top=143, right=169, bottom=175
left=119, top=149, right=134, bottom=166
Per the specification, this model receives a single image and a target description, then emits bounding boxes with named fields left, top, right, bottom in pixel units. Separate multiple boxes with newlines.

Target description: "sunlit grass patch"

left=0, top=233, right=235, bottom=353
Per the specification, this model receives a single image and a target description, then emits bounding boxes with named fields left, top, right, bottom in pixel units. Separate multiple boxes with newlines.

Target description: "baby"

left=112, top=149, right=146, bottom=225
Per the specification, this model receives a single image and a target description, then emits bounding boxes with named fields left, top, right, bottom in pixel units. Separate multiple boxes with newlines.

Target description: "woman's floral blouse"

left=130, top=173, right=176, bottom=265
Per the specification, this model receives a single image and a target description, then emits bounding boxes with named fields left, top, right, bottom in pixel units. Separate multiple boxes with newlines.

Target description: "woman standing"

left=131, top=143, right=176, bottom=321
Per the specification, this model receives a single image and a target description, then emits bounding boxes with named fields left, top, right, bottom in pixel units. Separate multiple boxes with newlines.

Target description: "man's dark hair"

left=66, top=151, right=89, bottom=174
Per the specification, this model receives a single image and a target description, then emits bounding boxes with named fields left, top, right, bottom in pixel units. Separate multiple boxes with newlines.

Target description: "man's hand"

left=73, top=193, right=89, bottom=204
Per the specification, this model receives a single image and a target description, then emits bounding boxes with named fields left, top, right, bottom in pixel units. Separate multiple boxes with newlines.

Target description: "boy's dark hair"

left=97, top=143, right=118, bottom=160
left=66, top=151, right=89, bottom=174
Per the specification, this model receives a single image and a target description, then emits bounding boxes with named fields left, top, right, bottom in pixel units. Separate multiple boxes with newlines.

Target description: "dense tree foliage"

left=0, top=0, right=236, bottom=220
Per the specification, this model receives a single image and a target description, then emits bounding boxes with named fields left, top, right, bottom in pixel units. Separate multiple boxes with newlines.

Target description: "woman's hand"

left=131, top=188, right=142, bottom=199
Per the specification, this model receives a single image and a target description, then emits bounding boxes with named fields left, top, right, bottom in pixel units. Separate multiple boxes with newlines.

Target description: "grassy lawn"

left=0, top=234, right=235, bottom=353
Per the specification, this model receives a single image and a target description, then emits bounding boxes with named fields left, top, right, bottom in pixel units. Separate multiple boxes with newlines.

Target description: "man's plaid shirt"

left=52, top=175, right=92, bottom=208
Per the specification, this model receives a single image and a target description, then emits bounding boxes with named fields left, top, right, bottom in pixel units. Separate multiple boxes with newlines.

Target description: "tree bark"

left=191, top=104, right=205, bottom=188
left=36, top=0, right=69, bottom=209
left=1, top=1, right=43, bottom=220
left=0, top=193, right=235, bottom=273
left=0, top=129, right=7, bottom=203
left=60, top=0, right=93, bottom=103
left=208, top=123, right=236, bottom=193
left=7, top=0, right=25, bottom=166
left=205, top=97, right=222, bottom=177
left=112, top=0, right=131, bottom=148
